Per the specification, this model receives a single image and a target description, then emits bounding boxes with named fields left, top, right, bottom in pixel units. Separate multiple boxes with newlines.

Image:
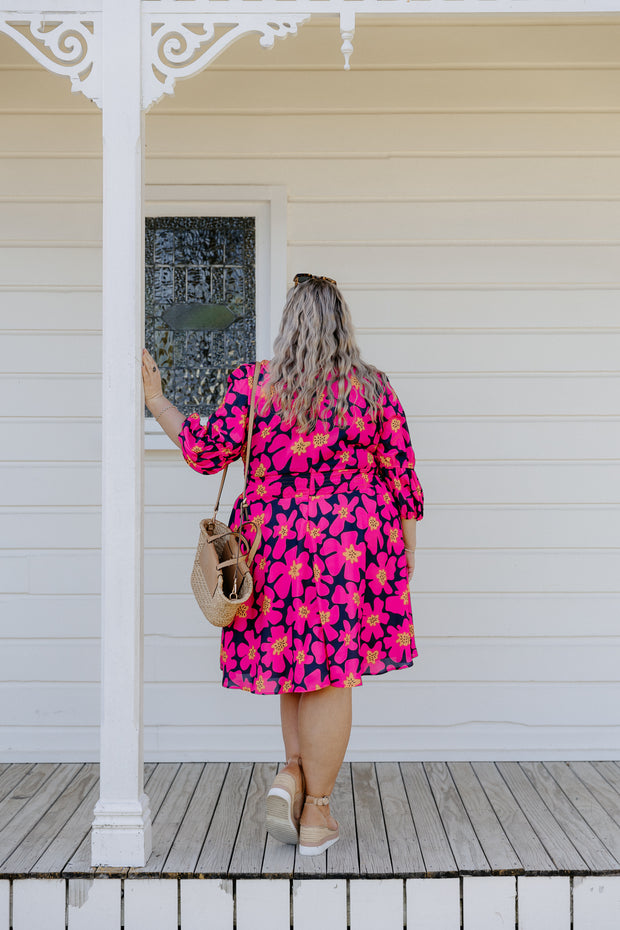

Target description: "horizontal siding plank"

left=6, top=67, right=620, bottom=112
left=2, top=371, right=619, bottom=420
left=290, top=199, right=620, bottom=242
left=2, top=415, right=620, bottom=466
left=0, top=291, right=100, bottom=332
left=2, top=287, right=620, bottom=332
left=10, top=459, right=620, bottom=509
left=288, top=243, right=620, bottom=284
left=5, top=544, right=618, bottom=595
left=146, top=155, right=620, bottom=199
left=0, top=247, right=100, bottom=287
left=3, top=722, right=619, bottom=763
left=3, top=682, right=620, bottom=730
left=2, top=154, right=620, bottom=200
left=144, top=113, right=620, bottom=155
left=3, top=330, right=620, bottom=374
left=4, top=111, right=620, bottom=157
left=3, top=591, right=619, bottom=641
left=2, top=501, right=619, bottom=551
left=347, top=287, right=620, bottom=329
left=3, top=636, right=620, bottom=685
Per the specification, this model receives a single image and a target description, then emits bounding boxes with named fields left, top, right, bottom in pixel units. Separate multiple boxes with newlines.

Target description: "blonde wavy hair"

left=261, top=276, right=386, bottom=433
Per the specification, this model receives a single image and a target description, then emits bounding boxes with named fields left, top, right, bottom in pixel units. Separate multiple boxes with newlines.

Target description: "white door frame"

left=144, top=184, right=287, bottom=448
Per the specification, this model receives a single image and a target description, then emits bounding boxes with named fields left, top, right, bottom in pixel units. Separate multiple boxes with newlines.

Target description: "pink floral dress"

left=178, top=360, right=424, bottom=694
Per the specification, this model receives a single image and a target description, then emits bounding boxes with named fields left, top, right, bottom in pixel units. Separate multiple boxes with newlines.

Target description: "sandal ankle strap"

left=305, top=794, right=330, bottom=806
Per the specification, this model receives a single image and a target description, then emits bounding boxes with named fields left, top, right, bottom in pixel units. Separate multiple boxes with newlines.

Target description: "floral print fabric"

left=178, top=360, right=424, bottom=694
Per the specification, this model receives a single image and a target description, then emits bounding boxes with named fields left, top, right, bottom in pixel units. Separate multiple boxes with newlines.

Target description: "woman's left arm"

left=142, top=348, right=185, bottom=448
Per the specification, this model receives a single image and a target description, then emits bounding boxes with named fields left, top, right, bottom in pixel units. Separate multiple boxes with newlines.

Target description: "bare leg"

left=280, top=692, right=302, bottom=764
left=298, top=685, right=352, bottom=830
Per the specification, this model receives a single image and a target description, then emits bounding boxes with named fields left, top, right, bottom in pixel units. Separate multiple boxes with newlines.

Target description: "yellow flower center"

left=398, top=632, right=411, bottom=647
left=248, top=646, right=257, bottom=660
left=296, top=650, right=305, bottom=664
left=299, top=605, right=310, bottom=618
left=369, top=517, right=380, bottom=531
left=289, top=561, right=302, bottom=578
left=343, top=544, right=361, bottom=564
left=366, top=650, right=379, bottom=664
left=343, top=673, right=360, bottom=688
left=272, top=636, right=288, bottom=655
left=319, top=611, right=330, bottom=625
left=367, top=613, right=380, bottom=626
left=313, top=434, right=329, bottom=446
left=376, top=569, right=387, bottom=585
left=278, top=524, right=289, bottom=538
left=256, top=676, right=265, bottom=692
left=291, top=438, right=311, bottom=455
left=338, top=506, right=349, bottom=519
left=261, top=596, right=272, bottom=614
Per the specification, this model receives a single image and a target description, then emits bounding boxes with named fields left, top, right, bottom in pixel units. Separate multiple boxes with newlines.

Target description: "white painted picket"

left=462, top=876, right=516, bottom=930
left=407, top=878, right=460, bottom=930
left=517, top=876, right=571, bottom=930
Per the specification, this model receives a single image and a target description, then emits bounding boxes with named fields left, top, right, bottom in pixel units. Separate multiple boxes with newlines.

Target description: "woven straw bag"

left=190, top=360, right=262, bottom=628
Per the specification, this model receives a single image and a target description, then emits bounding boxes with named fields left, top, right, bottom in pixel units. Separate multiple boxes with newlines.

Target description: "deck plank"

left=230, top=763, right=275, bottom=877
left=376, top=762, right=424, bottom=875
left=495, top=762, right=588, bottom=871
left=262, top=763, right=296, bottom=877
left=2, top=764, right=99, bottom=874
left=400, top=762, right=457, bottom=875
left=351, top=763, right=392, bottom=876
left=425, top=762, right=489, bottom=873
left=592, top=761, right=620, bottom=797
left=568, top=761, right=620, bottom=824
left=195, top=762, right=253, bottom=876
left=0, top=763, right=59, bottom=834
left=163, top=762, right=229, bottom=875
left=471, top=762, right=554, bottom=872
left=0, top=764, right=35, bottom=805
left=447, top=762, right=521, bottom=873
left=0, top=764, right=83, bottom=867
left=327, top=761, right=358, bottom=877
left=520, top=761, right=620, bottom=870
left=132, top=763, right=205, bottom=876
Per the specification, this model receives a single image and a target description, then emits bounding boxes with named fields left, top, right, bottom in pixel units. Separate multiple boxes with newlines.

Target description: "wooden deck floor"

left=1, top=760, right=620, bottom=880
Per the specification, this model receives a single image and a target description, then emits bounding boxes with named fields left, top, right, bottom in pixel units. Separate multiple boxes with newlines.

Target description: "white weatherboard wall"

left=0, top=15, right=619, bottom=761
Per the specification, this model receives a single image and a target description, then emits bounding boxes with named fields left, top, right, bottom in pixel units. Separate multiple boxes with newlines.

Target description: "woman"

left=142, top=272, right=424, bottom=856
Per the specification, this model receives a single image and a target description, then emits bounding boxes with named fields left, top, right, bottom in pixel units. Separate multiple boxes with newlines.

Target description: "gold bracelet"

left=155, top=403, right=176, bottom=422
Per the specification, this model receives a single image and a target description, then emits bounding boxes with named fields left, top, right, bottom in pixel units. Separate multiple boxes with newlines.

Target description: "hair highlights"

left=262, top=278, right=386, bottom=432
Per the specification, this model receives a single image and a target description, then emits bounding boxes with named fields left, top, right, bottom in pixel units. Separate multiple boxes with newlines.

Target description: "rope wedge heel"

left=298, top=794, right=340, bottom=856
left=265, top=768, right=305, bottom=845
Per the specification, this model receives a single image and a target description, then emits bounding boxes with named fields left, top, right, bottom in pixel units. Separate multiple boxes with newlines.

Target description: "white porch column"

left=91, top=0, right=152, bottom=866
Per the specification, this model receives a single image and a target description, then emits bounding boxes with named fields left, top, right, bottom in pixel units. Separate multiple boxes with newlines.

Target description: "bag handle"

left=213, top=360, right=262, bottom=521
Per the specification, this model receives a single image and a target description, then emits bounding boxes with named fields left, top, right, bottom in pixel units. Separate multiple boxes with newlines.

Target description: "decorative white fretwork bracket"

left=0, top=14, right=102, bottom=106
left=143, top=14, right=312, bottom=110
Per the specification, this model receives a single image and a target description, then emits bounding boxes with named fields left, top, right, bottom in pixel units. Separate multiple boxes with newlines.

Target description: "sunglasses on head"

left=294, top=273, right=338, bottom=287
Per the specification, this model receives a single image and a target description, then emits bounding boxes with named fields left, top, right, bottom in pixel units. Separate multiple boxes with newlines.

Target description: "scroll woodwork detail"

left=0, top=14, right=102, bottom=107
left=143, top=15, right=311, bottom=109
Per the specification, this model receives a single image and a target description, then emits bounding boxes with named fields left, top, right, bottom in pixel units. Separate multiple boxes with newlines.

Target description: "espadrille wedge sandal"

left=265, top=762, right=305, bottom=845
left=298, top=794, right=340, bottom=856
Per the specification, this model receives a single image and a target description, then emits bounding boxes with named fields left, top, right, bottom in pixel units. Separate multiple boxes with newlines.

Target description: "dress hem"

left=220, top=649, right=419, bottom=695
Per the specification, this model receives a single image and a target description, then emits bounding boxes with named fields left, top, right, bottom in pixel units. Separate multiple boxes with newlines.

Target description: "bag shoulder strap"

left=213, top=360, right=263, bottom=520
